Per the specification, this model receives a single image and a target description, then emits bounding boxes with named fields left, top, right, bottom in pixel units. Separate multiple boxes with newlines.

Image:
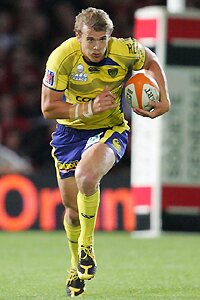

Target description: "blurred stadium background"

left=0, top=0, right=200, bottom=232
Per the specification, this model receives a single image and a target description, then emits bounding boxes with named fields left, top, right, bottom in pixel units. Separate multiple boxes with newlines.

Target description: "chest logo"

left=71, top=64, right=88, bottom=81
left=108, top=68, right=118, bottom=78
left=88, top=66, right=100, bottom=73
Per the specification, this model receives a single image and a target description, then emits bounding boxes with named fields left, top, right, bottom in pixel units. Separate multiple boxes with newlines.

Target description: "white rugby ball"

left=125, top=71, right=160, bottom=111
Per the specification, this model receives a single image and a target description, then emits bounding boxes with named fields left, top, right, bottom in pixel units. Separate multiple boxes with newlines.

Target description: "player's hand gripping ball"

left=125, top=71, right=160, bottom=111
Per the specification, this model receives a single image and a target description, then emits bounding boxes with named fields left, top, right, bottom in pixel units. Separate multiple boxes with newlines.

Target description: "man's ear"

left=76, top=31, right=81, bottom=42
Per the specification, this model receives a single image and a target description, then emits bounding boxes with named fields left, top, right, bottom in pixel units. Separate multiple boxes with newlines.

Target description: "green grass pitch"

left=0, top=231, right=200, bottom=299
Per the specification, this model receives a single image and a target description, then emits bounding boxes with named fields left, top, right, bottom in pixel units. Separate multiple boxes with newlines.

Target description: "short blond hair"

left=74, top=7, right=113, bottom=36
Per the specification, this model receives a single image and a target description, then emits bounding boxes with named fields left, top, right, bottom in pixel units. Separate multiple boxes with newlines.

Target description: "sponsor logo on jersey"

left=71, top=64, right=88, bottom=81
left=88, top=66, right=100, bottom=73
left=112, top=138, right=121, bottom=152
left=57, top=160, right=78, bottom=174
left=76, top=96, right=95, bottom=103
left=108, top=68, right=118, bottom=78
left=45, top=69, right=55, bottom=86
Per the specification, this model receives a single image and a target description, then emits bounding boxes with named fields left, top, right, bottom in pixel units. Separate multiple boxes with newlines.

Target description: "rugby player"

left=41, top=7, right=170, bottom=297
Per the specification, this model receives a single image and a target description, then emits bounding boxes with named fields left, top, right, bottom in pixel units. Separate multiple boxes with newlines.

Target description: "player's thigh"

left=57, top=176, right=78, bottom=210
left=77, top=125, right=129, bottom=180
left=78, top=142, right=115, bottom=180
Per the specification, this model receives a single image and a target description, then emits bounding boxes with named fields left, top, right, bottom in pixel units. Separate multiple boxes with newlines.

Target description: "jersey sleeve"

left=43, top=45, right=69, bottom=91
left=109, top=38, right=146, bottom=72
left=132, top=40, right=146, bottom=71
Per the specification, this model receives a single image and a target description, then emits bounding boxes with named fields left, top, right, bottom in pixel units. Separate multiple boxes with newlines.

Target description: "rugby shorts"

left=51, top=123, right=129, bottom=179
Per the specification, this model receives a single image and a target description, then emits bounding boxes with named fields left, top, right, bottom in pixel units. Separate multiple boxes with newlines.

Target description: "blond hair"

left=74, top=7, right=113, bottom=36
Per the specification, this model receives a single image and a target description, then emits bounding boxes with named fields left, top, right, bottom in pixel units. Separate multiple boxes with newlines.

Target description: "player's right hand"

left=92, top=86, right=117, bottom=114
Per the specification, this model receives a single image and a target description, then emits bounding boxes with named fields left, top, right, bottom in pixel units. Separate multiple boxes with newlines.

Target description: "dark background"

left=1, top=0, right=199, bottom=174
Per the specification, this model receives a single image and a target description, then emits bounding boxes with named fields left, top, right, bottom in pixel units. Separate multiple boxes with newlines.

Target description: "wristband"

left=83, top=102, right=93, bottom=118
left=74, top=104, right=80, bottom=119
left=74, top=102, right=93, bottom=119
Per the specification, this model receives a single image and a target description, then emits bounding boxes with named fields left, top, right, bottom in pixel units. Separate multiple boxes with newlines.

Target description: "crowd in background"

left=0, top=0, right=199, bottom=173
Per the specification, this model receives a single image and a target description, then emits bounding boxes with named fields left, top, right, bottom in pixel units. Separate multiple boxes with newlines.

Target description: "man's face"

left=77, top=24, right=110, bottom=63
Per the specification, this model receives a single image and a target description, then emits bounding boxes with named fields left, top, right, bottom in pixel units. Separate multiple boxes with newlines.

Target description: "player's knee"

left=75, top=166, right=98, bottom=194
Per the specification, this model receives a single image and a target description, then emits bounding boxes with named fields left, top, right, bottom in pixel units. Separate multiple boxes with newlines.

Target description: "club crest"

left=108, top=68, right=118, bottom=78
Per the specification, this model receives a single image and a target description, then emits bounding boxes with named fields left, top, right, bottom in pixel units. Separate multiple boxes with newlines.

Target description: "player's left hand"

left=133, top=99, right=170, bottom=119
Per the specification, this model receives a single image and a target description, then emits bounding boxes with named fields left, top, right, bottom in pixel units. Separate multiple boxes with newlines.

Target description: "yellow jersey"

left=43, top=37, right=145, bottom=129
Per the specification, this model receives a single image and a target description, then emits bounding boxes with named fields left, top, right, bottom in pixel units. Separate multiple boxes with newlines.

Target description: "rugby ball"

left=125, top=71, right=160, bottom=111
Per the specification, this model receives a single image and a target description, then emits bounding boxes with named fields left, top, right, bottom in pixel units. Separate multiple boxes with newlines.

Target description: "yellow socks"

left=63, top=189, right=100, bottom=268
left=77, top=189, right=100, bottom=247
left=63, top=218, right=80, bottom=270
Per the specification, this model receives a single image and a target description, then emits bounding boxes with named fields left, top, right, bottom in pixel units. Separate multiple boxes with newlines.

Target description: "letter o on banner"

left=0, top=175, right=38, bottom=231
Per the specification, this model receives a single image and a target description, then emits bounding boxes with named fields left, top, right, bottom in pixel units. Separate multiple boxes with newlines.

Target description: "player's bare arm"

left=41, top=84, right=116, bottom=120
left=134, top=47, right=171, bottom=119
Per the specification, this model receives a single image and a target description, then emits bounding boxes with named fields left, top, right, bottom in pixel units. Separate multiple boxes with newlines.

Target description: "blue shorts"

left=51, top=124, right=129, bottom=179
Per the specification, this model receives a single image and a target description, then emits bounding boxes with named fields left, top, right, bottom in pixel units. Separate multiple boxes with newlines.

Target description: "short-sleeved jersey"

left=43, top=37, right=145, bottom=130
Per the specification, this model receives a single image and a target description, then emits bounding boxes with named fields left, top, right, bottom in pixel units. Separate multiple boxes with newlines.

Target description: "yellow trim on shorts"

left=51, top=145, right=61, bottom=179
left=99, top=125, right=128, bottom=144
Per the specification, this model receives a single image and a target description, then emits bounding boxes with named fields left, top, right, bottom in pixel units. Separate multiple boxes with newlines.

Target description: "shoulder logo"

left=44, top=69, right=55, bottom=86
left=108, top=68, right=118, bottom=78
left=125, top=42, right=137, bottom=54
